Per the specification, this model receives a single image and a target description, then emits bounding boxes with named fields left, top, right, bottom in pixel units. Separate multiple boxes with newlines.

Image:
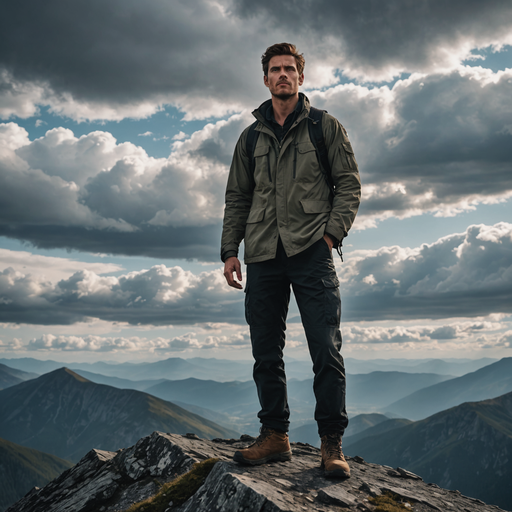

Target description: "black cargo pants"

left=245, top=237, right=348, bottom=437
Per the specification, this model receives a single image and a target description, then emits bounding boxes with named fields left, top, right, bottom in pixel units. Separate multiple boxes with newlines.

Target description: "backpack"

left=246, top=107, right=334, bottom=194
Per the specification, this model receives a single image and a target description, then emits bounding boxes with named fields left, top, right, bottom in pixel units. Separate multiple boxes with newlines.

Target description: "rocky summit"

left=7, top=431, right=509, bottom=512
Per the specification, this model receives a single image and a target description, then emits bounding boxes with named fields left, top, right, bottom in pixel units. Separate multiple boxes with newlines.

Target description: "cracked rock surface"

left=7, top=431, right=510, bottom=512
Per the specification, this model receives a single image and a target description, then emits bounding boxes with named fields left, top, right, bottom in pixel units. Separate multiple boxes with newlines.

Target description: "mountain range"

left=0, top=437, right=72, bottom=512
left=0, top=364, right=36, bottom=390
left=0, top=368, right=237, bottom=461
left=385, top=357, right=512, bottom=419
left=346, top=391, right=512, bottom=511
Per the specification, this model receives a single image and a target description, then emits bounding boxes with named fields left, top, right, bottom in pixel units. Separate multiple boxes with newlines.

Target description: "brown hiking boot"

left=233, top=427, right=292, bottom=465
left=320, top=433, right=350, bottom=478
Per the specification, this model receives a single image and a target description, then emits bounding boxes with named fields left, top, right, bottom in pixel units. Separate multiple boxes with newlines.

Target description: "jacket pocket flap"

left=300, top=199, right=332, bottom=214
left=297, top=142, right=316, bottom=154
left=322, top=276, right=340, bottom=288
left=254, top=145, right=270, bottom=157
left=342, top=142, right=354, bottom=154
left=247, top=207, right=265, bottom=223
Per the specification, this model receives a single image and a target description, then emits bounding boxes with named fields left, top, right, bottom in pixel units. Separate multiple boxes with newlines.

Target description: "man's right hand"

left=223, top=256, right=243, bottom=289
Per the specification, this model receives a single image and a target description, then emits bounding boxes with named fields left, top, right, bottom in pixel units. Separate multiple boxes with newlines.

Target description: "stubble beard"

left=272, top=91, right=295, bottom=101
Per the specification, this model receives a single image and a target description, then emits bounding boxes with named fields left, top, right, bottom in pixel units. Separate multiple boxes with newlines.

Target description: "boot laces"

left=253, top=427, right=274, bottom=447
left=324, top=434, right=342, bottom=458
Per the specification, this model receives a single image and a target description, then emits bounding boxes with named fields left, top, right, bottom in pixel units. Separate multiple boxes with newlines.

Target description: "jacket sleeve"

left=220, top=128, right=254, bottom=262
left=322, top=113, right=361, bottom=242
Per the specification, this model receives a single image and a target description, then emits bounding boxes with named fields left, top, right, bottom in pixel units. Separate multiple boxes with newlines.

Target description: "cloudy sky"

left=1, top=0, right=511, bottom=363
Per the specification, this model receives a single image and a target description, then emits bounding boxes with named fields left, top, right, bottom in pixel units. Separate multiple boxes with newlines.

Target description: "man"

left=221, top=43, right=361, bottom=478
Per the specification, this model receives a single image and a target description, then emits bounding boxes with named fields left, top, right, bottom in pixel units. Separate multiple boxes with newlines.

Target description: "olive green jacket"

left=221, top=95, right=361, bottom=264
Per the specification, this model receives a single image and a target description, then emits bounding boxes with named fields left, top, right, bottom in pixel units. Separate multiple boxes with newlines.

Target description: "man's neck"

left=271, top=93, right=300, bottom=126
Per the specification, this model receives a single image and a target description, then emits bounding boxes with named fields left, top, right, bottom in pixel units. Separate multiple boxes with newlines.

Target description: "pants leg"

left=246, top=242, right=291, bottom=432
left=289, top=239, right=348, bottom=437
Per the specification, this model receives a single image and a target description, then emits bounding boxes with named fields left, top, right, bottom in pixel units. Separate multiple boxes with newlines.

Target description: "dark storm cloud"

left=1, top=0, right=511, bottom=120
left=312, top=68, right=512, bottom=224
left=0, top=0, right=268, bottom=119
left=234, top=0, right=512, bottom=80
left=1, top=223, right=510, bottom=326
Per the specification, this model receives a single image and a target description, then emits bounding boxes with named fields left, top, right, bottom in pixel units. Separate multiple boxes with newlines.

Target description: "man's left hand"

left=323, top=234, right=333, bottom=250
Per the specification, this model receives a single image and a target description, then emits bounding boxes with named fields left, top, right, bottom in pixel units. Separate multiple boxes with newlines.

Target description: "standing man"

left=221, top=43, right=361, bottom=478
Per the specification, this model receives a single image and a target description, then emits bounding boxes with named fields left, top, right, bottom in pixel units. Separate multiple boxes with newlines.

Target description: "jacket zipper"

left=267, top=153, right=272, bottom=182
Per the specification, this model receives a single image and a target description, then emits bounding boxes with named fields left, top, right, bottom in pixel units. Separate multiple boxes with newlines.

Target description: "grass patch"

left=369, top=491, right=412, bottom=511
left=124, top=458, right=219, bottom=512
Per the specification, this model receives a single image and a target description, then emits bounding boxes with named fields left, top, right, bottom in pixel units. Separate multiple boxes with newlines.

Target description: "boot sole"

left=233, top=450, right=292, bottom=465
left=321, top=461, right=350, bottom=479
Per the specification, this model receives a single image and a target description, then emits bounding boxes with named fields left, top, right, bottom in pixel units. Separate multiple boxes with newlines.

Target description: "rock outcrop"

left=7, top=431, right=509, bottom=512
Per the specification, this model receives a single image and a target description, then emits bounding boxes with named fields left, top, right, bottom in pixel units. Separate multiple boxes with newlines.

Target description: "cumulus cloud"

left=343, top=320, right=504, bottom=345
left=0, top=263, right=245, bottom=326
left=311, top=67, right=512, bottom=227
left=2, top=63, right=512, bottom=258
left=0, top=113, right=251, bottom=259
left=341, top=222, right=512, bottom=321
left=0, top=223, right=510, bottom=326
left=19, top=330, right=253, bottom=353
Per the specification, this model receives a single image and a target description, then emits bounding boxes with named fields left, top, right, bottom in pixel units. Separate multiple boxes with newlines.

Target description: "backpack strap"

left=245, top=120, right=259, bottom=190
left=308, top=106, right=334, bottom=196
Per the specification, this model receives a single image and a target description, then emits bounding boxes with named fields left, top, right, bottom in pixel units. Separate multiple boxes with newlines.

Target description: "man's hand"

left=223, top=256, right=243, bottom=289
left=323, top=234, right=334, bottom=251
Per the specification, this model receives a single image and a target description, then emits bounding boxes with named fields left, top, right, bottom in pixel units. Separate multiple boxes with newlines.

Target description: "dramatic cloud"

left=236, top=1, right=512, bottom=80
left=312, top=67, right=512, bottom=227
left=0, top=114, right=251, bottom=259
left=1, top=1, right=511, bottom=121
left=1, top=223, right=510, bottom=326
left=341, top=222, right=512, bottom=321
left=2, top=63, right=512, bottom=258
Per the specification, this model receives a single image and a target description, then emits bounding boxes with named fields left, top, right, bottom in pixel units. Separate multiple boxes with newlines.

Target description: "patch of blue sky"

left=462, top=44, right=512, bottom=72
left=10, top=104, right=218, bottom=159
left=347, top=198, right=512, bottom=252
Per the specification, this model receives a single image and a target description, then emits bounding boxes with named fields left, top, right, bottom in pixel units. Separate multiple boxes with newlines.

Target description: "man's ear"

left=263, top=74, right=269, bottom=88
left=299, top=73, right=304, bottom=86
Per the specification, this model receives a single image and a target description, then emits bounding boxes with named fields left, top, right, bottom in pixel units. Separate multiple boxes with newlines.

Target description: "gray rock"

left=7, top=432, right=510, bottom=512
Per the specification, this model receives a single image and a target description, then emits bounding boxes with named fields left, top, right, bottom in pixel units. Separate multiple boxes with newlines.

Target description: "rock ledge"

left=7, top=432, right=509, bottom=512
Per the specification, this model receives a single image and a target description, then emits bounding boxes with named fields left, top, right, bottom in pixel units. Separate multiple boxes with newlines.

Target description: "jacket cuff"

left=325, top=232, right=340, bottom=248
left=221, top=249, right=238, bottom=263
left=325, top=222, right=347, bottom=246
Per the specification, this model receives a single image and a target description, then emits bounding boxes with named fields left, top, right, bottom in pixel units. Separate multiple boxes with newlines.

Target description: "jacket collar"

left=252, top=92, right=311, bottom=129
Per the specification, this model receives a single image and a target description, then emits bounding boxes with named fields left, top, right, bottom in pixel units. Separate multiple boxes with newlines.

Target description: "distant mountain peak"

left=45, top=367, right=91, bottom=383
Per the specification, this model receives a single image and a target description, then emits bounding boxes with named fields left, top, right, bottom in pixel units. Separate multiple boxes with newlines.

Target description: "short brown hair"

left=261, top=43, right=305, bottom=76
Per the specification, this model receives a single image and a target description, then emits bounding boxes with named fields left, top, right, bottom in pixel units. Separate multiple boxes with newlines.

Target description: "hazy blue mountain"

left=347, top=371, right=453, bottom=411
left=2, top=356, right=496, bottom=383
left=345, top=357, right=497, bottom=376
left=72, top=369, right=166, bottom=391
left=343, top=418, right=412, bottom=447
left=0, top=368, right=238, bottom=462
left=385, top=357, right=512, bottom=420
left=289, top=412, right=390, bottom=447
left=346, top=391, right=512, bottom=510
left=0, top=363, right=37, bottom=390
left=0, top=437, right=73, bottom=512
left=146, top=377, right=259, bottom=411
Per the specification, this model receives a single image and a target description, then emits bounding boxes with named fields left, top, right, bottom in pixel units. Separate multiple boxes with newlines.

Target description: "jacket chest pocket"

left=254, top=145, right=272, bottom=184
left=293, top=142, right=320, bottom=182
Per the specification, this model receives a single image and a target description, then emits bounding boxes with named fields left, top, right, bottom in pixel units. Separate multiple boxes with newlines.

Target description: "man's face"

left=264, top=55, right=304, bottom=100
